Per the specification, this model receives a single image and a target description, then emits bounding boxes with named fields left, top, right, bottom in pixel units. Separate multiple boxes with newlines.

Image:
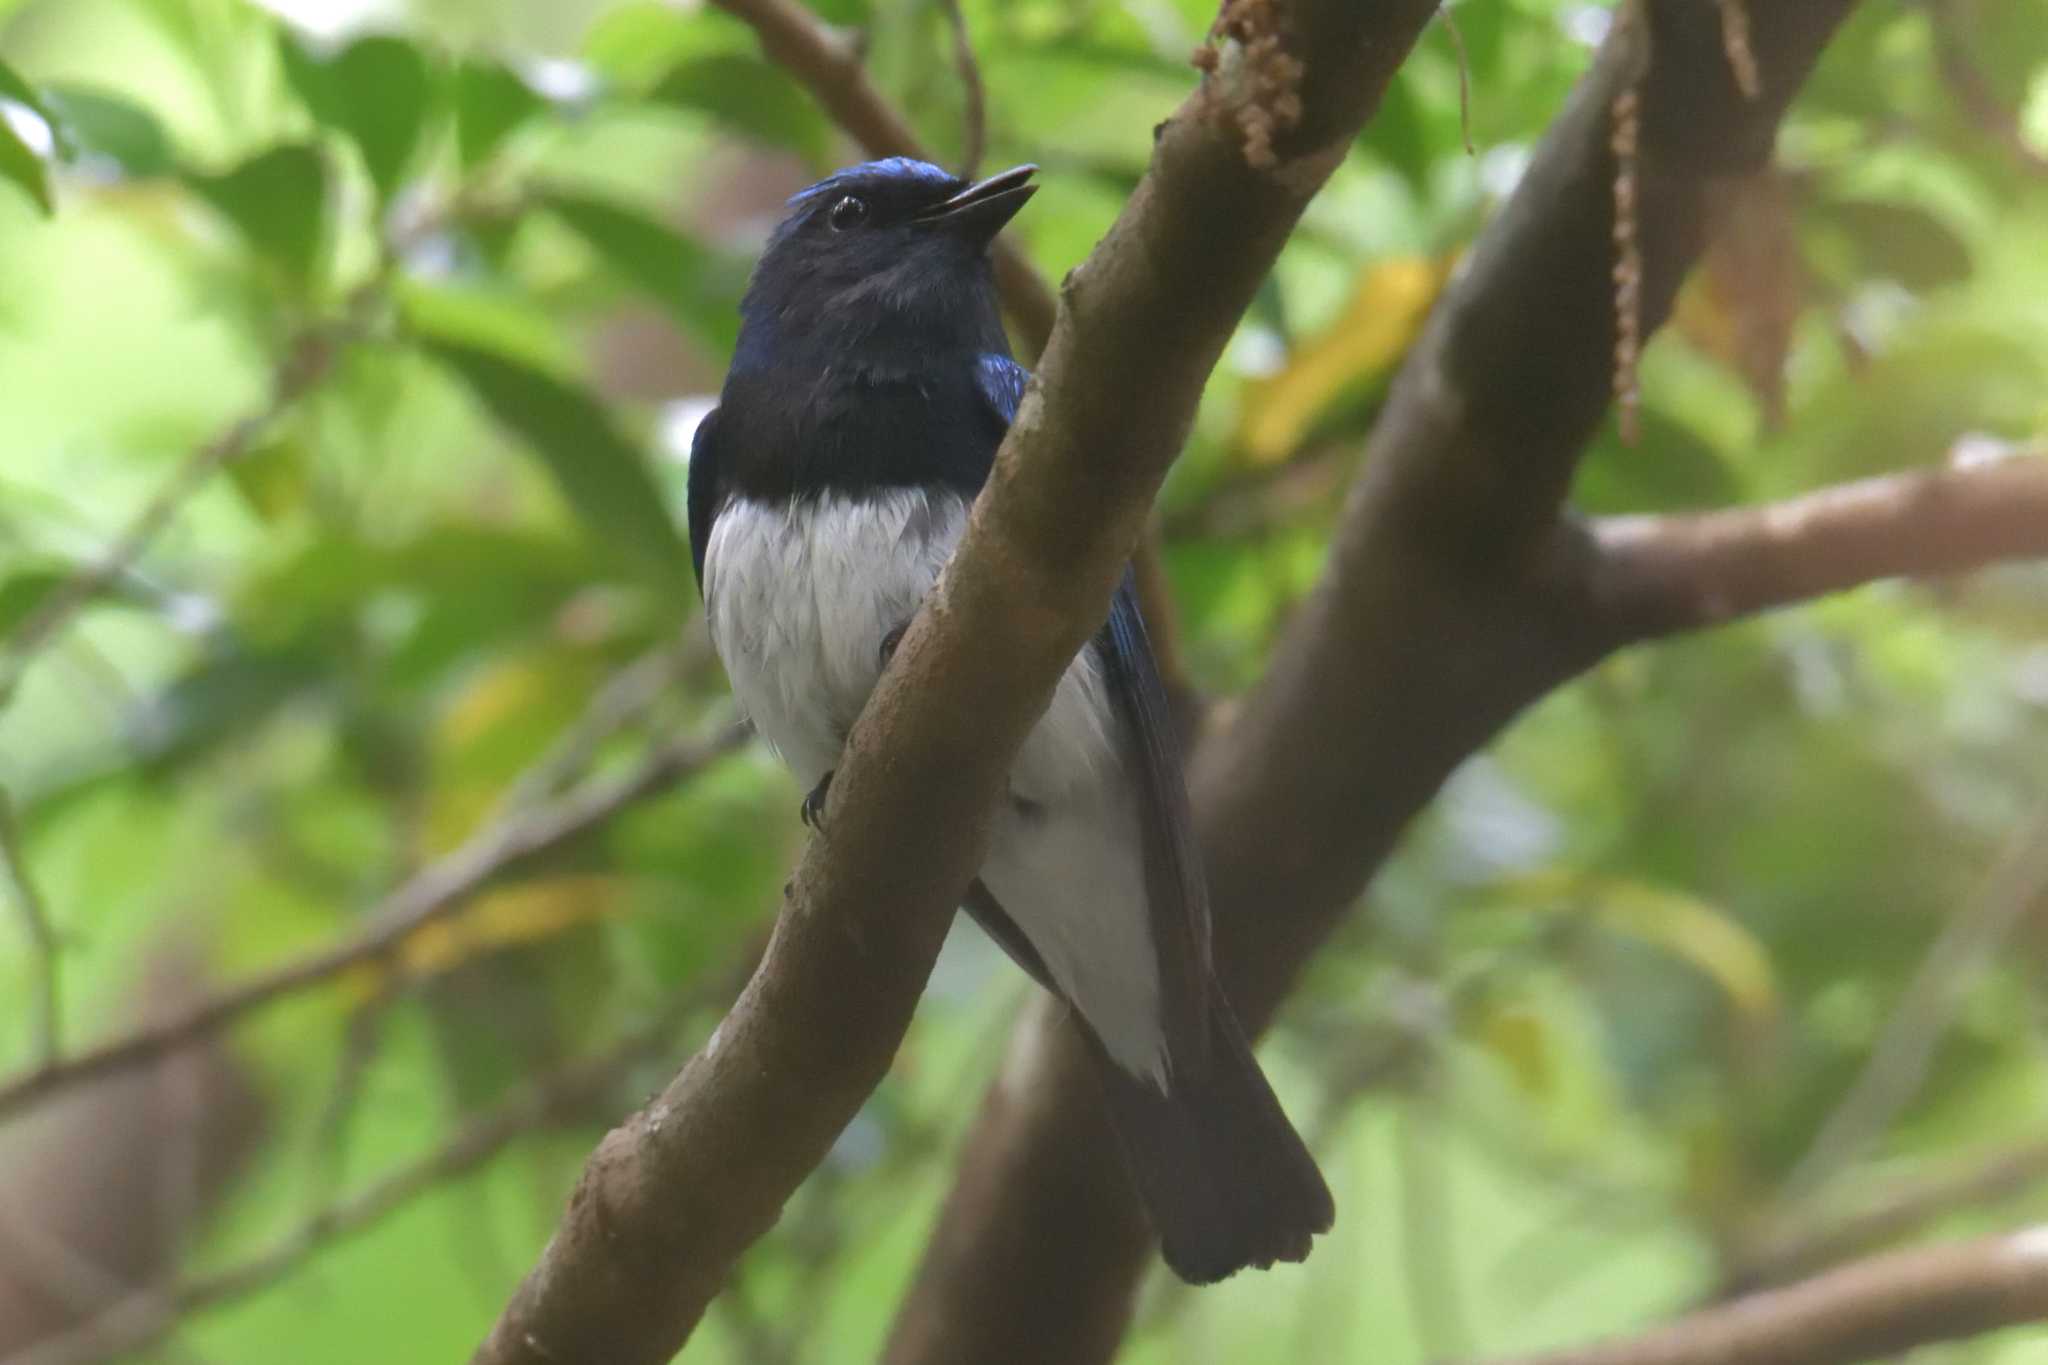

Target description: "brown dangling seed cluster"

left=1192, top=0, right=1305, bottom=171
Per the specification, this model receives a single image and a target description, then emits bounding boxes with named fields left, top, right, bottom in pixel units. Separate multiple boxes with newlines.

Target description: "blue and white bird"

left=686, top=158, right=1332, bottom=1282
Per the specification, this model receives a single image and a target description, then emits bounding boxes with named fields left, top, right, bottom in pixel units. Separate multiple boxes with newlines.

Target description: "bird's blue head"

left=735, top=158, right=1035, bottom=370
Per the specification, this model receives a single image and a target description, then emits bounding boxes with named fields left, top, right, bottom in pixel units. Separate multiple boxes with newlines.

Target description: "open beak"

left=915, top=164, right=1038, bottom=243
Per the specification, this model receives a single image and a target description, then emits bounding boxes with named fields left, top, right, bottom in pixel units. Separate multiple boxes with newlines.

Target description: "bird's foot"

left=801, top=770, right=834, bottom=831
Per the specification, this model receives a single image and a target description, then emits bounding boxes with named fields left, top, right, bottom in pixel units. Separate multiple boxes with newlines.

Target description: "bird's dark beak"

left=915, top=164, right=1037, bottom=243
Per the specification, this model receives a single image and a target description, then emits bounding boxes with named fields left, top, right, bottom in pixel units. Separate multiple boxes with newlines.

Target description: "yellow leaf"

left=344, top=874, right=621, bottom=998
left=1472, top=999, right=1556, bottom=1098
left=1499, top=870, right=1780, bottom=1032
left=426, top=653, right=586, bottom=852
left=1236, top=255, right=1449, bottom=465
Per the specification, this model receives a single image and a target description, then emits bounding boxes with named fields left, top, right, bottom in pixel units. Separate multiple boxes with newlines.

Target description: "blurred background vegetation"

left=0, top=0, right=2045, bottom=1360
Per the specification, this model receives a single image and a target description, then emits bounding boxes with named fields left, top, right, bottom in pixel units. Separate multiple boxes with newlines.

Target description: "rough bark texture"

left=883, top=6, right=1864, bottom=1362
left=472, top=2, right=1440, bottom=1361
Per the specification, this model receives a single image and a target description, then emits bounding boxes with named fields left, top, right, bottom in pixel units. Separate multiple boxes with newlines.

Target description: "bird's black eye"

left=828, top=195, right=869, bottom=231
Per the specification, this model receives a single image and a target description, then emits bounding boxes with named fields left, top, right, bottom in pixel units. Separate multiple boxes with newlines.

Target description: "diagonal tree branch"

left=0, top=729, right=738, bottom=1126
left=1587, top=452, right=2048, bottom=641
left=883, top=7, right=1864, bottom=1361
left=470, top=2, right=1443, bottom=1362
left=1473, top=1226, right=2048, bottom=1365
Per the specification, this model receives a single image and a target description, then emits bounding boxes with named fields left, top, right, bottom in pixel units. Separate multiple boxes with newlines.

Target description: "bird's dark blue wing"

left=686, top=405, right=724, bottom=594
left=1098, top=572, right=1212, bottom=1061
left=975, top=352, right=1029, bottom=429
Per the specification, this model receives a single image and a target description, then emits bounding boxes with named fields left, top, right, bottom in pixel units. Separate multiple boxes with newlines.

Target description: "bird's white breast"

left=702, top=488, right=1168, bottom=1087
left=704, top=490, right=964, bottom=787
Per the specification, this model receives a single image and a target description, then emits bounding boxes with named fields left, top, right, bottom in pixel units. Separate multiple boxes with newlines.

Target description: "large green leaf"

left=649, top=54, right=831, bottom=162
left=278, top=31, right=436, bottom=203
left=420, top=341, right=690, bottom=594
left=39, top=85, right=174, bottom=178
left=0, top=60, right=54, bottom=214
left=185, top=143, right=331, bottom=289
left=454, top=57, right=545, bottom=169
left=537, top=189, right=736, bottom=348
left=581, top=1, right=729, bottom=88
left=396, top=278, right=581, bottom=378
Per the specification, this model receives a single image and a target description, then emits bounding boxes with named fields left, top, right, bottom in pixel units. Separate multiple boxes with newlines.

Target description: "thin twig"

left=1715, top=0, right=1762, bottom=100
left=935, top=0, right=987, bottom=178
left=491, top=635, right=706, bottom=819
left=1931, top=0, right=2048, bottom=179
left=0, top=727, right=743, bottom=1126
left=1438, top=4, right=1476, bottom=156
left=1733, top=1132, right=2048, bottom=1289
left=1471, top=1226, right=2048, bottom=1365
left=0, top=785, right=60, bottom=1065
left=306, top=984, right=398, bottom=1206
left=0, top=327, right=357, bottom=709
left=1780, top=804, right=2048, bottom=1198
left=0, top=1001, right=712, bottom=1365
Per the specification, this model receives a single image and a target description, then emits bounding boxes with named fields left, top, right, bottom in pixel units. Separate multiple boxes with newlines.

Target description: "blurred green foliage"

left=0, top=0, right=2045, bottom=1361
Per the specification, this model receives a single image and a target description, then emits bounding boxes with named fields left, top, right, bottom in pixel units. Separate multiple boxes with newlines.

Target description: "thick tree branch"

left=472, top=3, right=1440, bottom=1362
left=1588, top=453, right=2048, bottom=641
left=1476, top=1228, right=2048, bottom=1365
left=0, top=730, right=736, bottom=1125
left=884, top=8, right=1860, bottom=1361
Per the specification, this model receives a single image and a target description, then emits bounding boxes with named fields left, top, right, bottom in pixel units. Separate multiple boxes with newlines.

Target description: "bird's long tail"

left=1085, top=979, right=1334, bottom=1284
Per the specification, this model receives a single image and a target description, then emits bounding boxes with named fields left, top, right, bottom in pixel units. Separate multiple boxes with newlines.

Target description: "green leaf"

left=279, top=30, right=436, bottom=202
left=0, top=60, right=55, bottom=214
left=454, top=57, right=544, bottom=168
left=0, top=569, right=64, bottom=636
left=1808, top=197, right=1975, bottom=293
left=421, top=341, right=691, bottom=593
left=396, top=277, right=582, bottom=378
left=649, top=54, right=830, bottom=162
left=0, top=105, right=53, bottom=214
left=1574, top=407, right=1743, bottom=515
left=1357, top=71, right=1432, bottom=191
left=225, top=433, right=312, bottom=524
left=581, top=2, right=710, bottom=89
left=537, top=189, right=736, bottom=347
left=0, top=57, right=60, bottom=141
left=39, top=85, right=173, bottom=177
left=1499, top=870, right=1781, bottom=1035
left=185, top=143, right=331, bottom=288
